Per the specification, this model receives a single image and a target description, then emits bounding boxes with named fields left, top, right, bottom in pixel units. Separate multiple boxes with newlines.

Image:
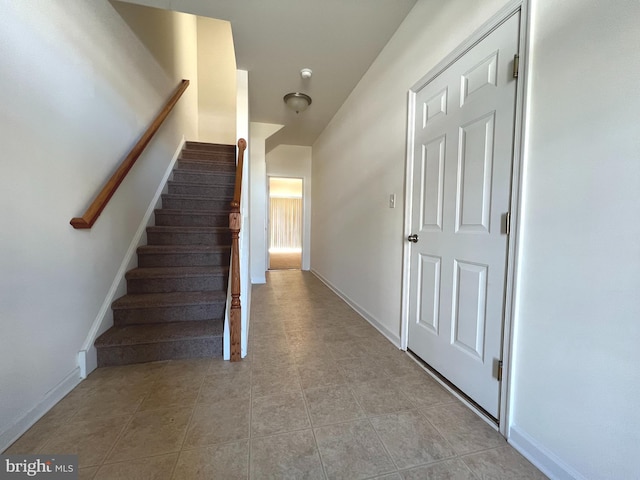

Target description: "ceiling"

left=120, top=0, right=417, bottom=148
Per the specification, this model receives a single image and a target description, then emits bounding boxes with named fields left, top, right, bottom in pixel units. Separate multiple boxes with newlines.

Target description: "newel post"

left=229, top=138, right=246, bottom=362
left=229, top=208, right=241, bottom=362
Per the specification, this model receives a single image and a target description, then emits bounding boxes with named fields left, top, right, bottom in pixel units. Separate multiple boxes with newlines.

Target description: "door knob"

left=407, top=234, right=419, bottom=243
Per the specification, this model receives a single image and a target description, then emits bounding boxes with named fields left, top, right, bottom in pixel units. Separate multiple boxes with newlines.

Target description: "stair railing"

left=70, top=79, right=190, bottom=229
left=229, top=138, right=247, bottom=361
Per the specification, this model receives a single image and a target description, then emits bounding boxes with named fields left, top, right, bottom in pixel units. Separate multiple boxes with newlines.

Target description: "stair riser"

left=146, top=230, right=231, bottom=246
left=127, top=274, right=229, bottom=294
left=137, top=252, right=231, bottom=268
left=154, top=212, right=228, bottom=227
left=113, top=302, right=225, bottom=326
left=162, top=196, right=230, bottom=211
left=168, top=183, right=235, bottom=198
left=178, top=160, right=235, bottom=173
left=180, top=150, right=235, bottom=161
left=97, top=338, right=222, bottom=367
left=185, top=142, right=236, bottom=154
left=172, top=171, right=235, bottom=186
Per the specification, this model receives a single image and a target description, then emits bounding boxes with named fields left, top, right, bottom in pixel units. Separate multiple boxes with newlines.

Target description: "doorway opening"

left=268, top=177, right=303, bottom=270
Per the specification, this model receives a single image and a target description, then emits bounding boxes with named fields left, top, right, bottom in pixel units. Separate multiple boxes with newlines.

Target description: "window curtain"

left=269, top=197, right=302, bottom=250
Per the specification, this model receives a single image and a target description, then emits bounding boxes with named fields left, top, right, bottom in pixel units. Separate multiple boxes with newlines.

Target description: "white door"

left=407, top=12, right=520, bottom=419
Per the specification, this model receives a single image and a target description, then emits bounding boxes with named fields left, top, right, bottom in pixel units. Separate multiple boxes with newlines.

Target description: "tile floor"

left=3, top=271, right=547, bottom=479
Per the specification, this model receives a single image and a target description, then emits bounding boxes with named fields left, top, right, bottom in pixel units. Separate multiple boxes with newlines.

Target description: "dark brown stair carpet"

left=95, top=142, right=236, bottom=366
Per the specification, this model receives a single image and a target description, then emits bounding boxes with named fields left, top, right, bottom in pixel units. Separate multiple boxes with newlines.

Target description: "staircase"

left=94, top=142, right=236, bottom=367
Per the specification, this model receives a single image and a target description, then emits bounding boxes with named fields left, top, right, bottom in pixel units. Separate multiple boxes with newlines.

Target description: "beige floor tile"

left=8, top=271, right=547, bottom=480
left=251, top=365, right=301, bottom=398
left=41, top=415, right=131, bottom=468
left=297, top=360, right=346, bottom=390
left=208, top=358, right=252, bottom=377
left=106, top=407, right=192, bottom=463
left=327, top=340, right=369, bottom=360
left=162, top=358, right=213, bottom=381
left=3, top=415, right=66, bottom=454
left=349, top=377, right=415, bottom=416
left=395, top=373, right=457, bottom=409
left=69, top=384, right=151, bottom=421
left=304, top=384, right=365, bottom=426
left=293, top=347, right=335, bottom=365
left=339, top=357, right=383, bottom=384
left=251, top=391, right=310, bottom=437
left=314, top=419, right=396, bottom=480
left=173, top=441, right=249, bottom=480
left=378, top=354, right=424, bottom=378
left=370, top=410, right=456, bottom=469
left=95, top=453, right=178, bottom=479
left=250, top=430, right=324, bottom=480
left=462, top=446, right=548, bottom=479
left=422, top=402, right=505, bottom=455
left=81, top=362, right=167, bottom=389
left=250, top=348, right=297, bottom=366
left=400, top=458, right=476, bottom=479
left=183, top=398, right=250, bottom=448
left=78, top=466, right=98, bottom=480
left=139, top=375, right=203, bottom=411
left=197, top=370, right=251, bottom=404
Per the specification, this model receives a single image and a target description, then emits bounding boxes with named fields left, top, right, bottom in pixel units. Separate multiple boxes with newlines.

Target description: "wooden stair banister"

left=229, top=138, right=247, bottom=361
left=70, top=79, right=190, bottom=229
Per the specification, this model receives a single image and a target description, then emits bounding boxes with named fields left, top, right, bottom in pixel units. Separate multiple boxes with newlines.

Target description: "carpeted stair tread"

left=154, top=208, right=230, bottom=217
left=147, top=225, right=229, bottom=233
left=180, top=151, right=235, bottom=161
left=136, top=245, right=231, bottom=268
left=95, top=320, right=223, bottom=347
left=112, top=290, right=226, bottom=310
left=162, top=193, right=232, bottom=202
left=172, top=170, right=235, bottom=183
left=178, top=158, right=235, bottom=167
left=137, top=245, right=231, bottom=255
left=185, top=141, right=236, bottom=153
left=126, top=266, right=228, bottom=280
left=177, top=160, right=235, bottom=173
left=167, top=182, right=234, bottom=198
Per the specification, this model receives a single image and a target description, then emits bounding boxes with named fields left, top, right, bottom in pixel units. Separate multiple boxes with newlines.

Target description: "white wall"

left=312, top=0, right=506, bottom=343
left=508, top=1, right=640, bottom=478
left=249, top=122, right=283, bottom=284
left=197, top=17, right=237, bottom=144
left=267, top=145, right=312, bottom=271
left=312, top=0, right=640, bottom=478
left=238, top=69, right=251, bottom=358
left=0, top=0, right=198, bottom=450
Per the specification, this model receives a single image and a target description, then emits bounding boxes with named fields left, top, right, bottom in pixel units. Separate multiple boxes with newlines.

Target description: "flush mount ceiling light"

left=283, top=92, right=312, bottom=114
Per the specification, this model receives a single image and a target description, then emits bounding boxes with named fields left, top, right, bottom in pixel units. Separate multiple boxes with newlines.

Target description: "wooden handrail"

left=70, top=79, right=190, bottom=229
left=229, top=138, right=247, bottom=361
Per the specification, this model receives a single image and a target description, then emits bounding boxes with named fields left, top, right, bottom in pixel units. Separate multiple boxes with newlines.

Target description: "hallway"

left=4, top=271, right=546, bottom=479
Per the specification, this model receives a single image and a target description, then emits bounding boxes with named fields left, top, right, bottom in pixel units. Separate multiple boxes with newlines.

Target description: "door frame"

left=400, top=0, right=530, bottom=435
left=267, top=175, right=305, bottom=270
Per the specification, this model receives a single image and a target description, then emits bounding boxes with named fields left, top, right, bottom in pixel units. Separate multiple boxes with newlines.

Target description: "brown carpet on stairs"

left=94, top=141, right=236, bottom=367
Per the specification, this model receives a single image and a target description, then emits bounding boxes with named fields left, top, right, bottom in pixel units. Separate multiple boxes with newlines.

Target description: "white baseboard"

left=310, top=269, right=401, bottom=347
left=0, top=368, right=81, bottom=453
left=508, top=425, right=585, bottom=480
left=77, top=137, right=186, bottom=378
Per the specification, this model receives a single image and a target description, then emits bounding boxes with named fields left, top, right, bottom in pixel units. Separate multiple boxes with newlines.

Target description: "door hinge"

left=497, top=360, right=504, bottom=382
left=513, top=54, right=520, bottom=79
left=504, top=212, right=511, bottom=235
